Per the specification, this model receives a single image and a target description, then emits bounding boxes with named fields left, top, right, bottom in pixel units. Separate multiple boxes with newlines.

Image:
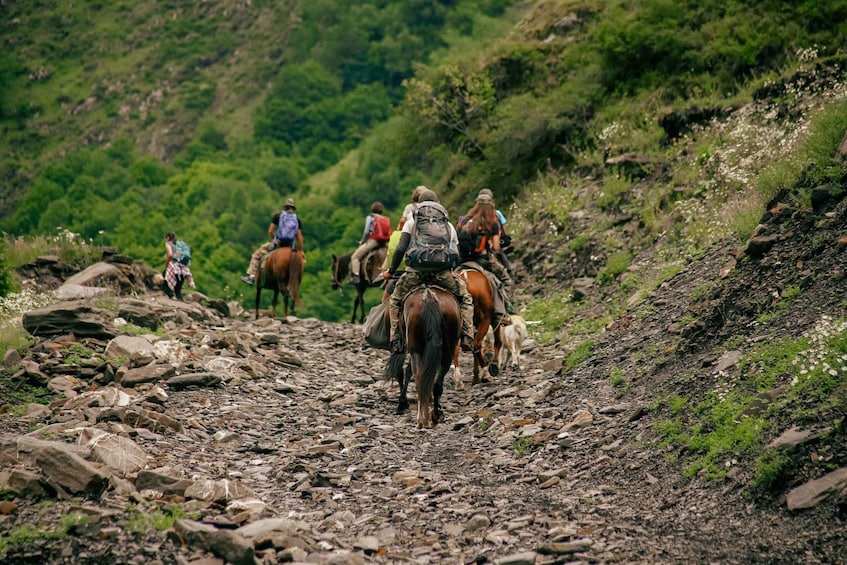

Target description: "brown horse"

left=331, top=249, right=387, bottom=323
left=255, top=247, right=304, bottom=319
left=451, top=268, right=504, bottom=387
left=385, top=286, right=460, bottom=428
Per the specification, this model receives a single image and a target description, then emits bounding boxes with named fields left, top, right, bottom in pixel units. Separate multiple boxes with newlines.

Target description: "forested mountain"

left=2, top=0, right=846, bottom=324
left=2, top=2, right=847, bottom=558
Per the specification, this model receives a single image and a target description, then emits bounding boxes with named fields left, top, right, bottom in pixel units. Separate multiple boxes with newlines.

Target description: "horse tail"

left=385, top=351, right=405, bottom=382
left=288, top=250, right=304, bottom=306
left=418, top=289, right=443, bottom=408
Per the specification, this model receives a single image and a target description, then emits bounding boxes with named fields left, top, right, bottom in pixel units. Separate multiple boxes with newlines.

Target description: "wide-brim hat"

left=478, top=188, right=494, bottom=198
left=284, top=198, right=296, bottom=209
left=476, top=193, right=493, bottom=204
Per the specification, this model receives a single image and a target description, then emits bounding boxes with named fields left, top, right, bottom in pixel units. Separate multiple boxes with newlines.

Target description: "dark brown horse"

left=385, top=286, right=460, bottom=428
left=255, top=247, right=304, bottom=319
left=451, top=268, right=504, bottom=387
left=331, top=249, right=387, bottom=323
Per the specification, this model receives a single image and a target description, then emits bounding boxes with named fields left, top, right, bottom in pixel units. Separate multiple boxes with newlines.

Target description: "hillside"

left=0, top=168, right=844, bottom=562
left=1, top=2, right=847, bottom=561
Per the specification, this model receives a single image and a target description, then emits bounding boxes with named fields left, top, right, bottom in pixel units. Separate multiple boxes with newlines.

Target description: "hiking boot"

left=240, top=274, right=255, bottom=286
left=460, top=335, right=476, bottom=352
left=350, top=273, right=361, bottom=285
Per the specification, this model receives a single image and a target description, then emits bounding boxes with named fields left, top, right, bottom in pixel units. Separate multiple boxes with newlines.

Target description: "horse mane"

left=334, top=252, right=353, bottom=280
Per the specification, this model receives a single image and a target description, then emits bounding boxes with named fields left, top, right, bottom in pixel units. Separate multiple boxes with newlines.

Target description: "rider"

left=350, top=202, right=391, bottom=285
left=477, top=187, right=512, bottom=270
left=381, top=216, right=407, bottom=301
left=241, top=198, right=304, bottom=286
left=457, top=190, right=515, bottom=315
left=402, top=185, right=426, bottom=222
left=383, top=188, right=476, bottom=354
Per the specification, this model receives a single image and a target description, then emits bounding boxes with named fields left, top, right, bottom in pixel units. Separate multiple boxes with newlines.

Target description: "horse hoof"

left=488, top=363, right=499, bottom=377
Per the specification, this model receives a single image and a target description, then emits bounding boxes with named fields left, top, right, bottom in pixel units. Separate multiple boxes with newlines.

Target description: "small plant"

left=751, top=450, right=793, bottom=493
left=126, top=504, right=197, bottom=534
left=511, top=436, right=534, bottom=457
left=599, top=252, right=631, bottom=284
left=477, top=410, right=495, bottom=431
left=562, top=339, right=594, bottom=372
left=757, top=285, right=802, bottom=324
left=689, top=281, right=712, bottom=303
left=0, top=511, right=87, bottom=558
left=93, top=296, right=119, bottom=312
left=609, top=367, right=627, bottom=388
left=61, top=343, right=95, bottom=366
left=668, top=395, right=688, bottom=414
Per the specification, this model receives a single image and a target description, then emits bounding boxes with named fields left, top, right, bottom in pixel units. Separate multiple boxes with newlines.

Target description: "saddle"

left=362, top=247, right=388, bottom=285
left=457, top=261, right=507, bottom=318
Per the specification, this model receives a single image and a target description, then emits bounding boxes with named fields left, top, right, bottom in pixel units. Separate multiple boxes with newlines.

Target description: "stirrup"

left=460, top=335, right=476, bottom=352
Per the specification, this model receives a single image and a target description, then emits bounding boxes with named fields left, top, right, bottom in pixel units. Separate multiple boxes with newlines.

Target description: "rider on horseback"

left=350, top=202, right=391, bottom=285
left=457, top=190, right=515, bottom=316
left=383, top=188, right=476, bottom=354
left=241, top=198, right=304, bottom=286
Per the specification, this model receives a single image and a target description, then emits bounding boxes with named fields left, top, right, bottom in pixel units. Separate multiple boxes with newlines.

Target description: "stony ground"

left=1, top=189, right=847, bottom=564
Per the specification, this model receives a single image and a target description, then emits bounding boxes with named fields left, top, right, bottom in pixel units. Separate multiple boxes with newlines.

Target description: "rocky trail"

left=2, top=194, right=847, bottom=565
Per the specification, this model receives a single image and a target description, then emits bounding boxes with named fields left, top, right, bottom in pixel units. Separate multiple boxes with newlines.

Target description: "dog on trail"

left=500, top=315, right=528, bottom=369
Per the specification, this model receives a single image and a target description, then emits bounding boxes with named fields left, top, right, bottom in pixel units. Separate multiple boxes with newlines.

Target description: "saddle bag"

left=362, top=301, right=390, bottom=350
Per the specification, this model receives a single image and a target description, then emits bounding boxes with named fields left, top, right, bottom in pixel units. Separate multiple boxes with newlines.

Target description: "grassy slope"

left=0, top=0, right=294, bottom=215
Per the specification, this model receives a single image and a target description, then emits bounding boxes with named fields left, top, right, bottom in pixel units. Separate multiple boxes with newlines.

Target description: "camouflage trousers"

left=247, top=241, right=274, bottom=277
left=388, top=270, right=475, bottom=347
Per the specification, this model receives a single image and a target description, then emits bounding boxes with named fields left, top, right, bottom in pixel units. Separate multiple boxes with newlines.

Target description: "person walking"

left=163, top=232, right=195, bottom=301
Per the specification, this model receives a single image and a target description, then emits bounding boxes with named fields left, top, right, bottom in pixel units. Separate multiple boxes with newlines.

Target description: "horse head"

left=330, top=254, right=343, bottom=293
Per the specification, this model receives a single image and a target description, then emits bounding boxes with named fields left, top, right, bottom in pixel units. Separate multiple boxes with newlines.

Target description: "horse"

left=451, top=268, right=504, bottom=387
left=331, top=249, right=387, bottom=323
left=385, top=285, right=461, bottom=428
left=255, top=247, right=304, bottom=319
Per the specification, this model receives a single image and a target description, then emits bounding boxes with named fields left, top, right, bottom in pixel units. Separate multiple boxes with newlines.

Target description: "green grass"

left=654, top=318, right=847, bottom=484
left=609, top=367, right=627, bottom=388
left=563, top=339, right=595, bottom=372
left=511, top=436, right=534, bottom=457
left=0, top=512, right=89, bottom=559
left=126, top=504, right=198, bottom=534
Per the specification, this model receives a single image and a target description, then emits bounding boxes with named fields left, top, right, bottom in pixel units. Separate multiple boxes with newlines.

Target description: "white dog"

left=499, top=315, right=528, bottom=369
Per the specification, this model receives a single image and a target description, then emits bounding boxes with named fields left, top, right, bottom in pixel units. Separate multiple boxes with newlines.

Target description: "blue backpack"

left=275, top=211, right=299, bottom=242
left=173, top=240, right=192, bottom=266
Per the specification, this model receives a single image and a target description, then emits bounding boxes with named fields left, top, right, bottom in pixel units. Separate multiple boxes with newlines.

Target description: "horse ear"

left=332, top=254, right=337, bottom=260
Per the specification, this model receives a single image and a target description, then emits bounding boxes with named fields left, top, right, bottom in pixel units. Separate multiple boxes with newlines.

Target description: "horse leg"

left=472, top=318, right=493, bottom=383
left=351, top=292, right=359, bottom=324
left=433, top=360, right=450, bottom=426
left=451, top=344, right=464, bottom=391
left=388, top=352, right=409, bottom=414
left=491, top=325, right=504, bottom=376
left=411, top=353, right=431, bottom=428
left=487, top=324, right=501, bottom=378
left=358, top=285, right=366, bottom=324
left=254, top=283, right=262, bottom=320
left=271, top=289, right=279, bottom=318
